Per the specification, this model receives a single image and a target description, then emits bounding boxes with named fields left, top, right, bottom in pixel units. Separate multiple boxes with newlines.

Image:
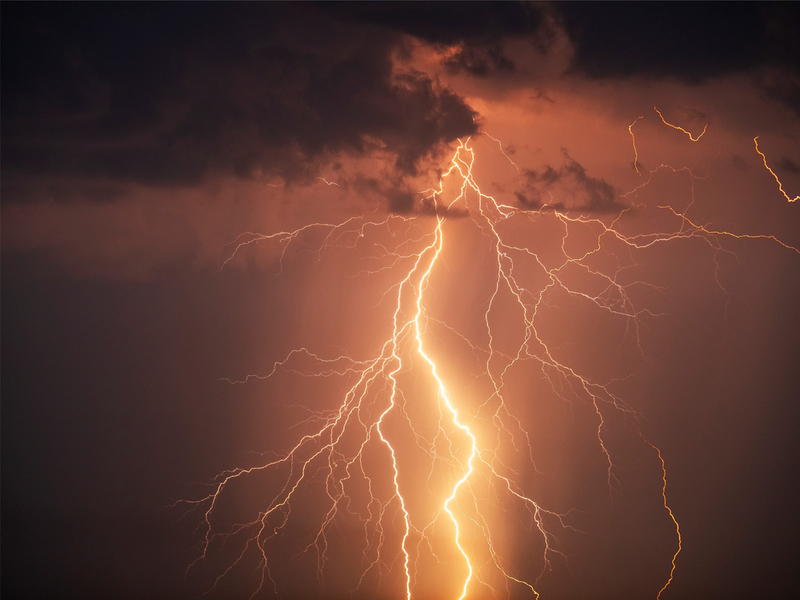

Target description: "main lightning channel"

left=754, top=136, right=800, bottom=203
left=412, top=214, right=477, bottom=600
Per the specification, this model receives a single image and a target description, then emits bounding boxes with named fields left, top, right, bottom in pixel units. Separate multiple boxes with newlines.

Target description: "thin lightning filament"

left=654, top=107, right=707, bottom=141
left=176, top=128, right=798, bottom=600
left=754, top=136, right=800, bottom=203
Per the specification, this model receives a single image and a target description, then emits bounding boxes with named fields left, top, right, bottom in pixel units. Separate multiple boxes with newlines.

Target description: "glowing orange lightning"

left=176, top=127, right=798, bottom=600
left=754, top=136, right=800, bottom=203
left=654, top=106, right=707, bottom=141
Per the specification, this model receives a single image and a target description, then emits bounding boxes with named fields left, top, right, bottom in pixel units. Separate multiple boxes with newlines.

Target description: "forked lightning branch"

left=177, top=121, right=798, bottom=600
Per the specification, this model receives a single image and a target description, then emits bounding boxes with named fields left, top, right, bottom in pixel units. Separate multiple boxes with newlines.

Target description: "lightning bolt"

left=176, top=128, right=798, bottom=600
left=629, top=116, right=644, bottom=173
left=754, top=136, right=800, bottom=203
left=630, top=107, right=709, bottom=175
left=654, top=106, right=707, bottom=141
left=411, top=216, right=477, bottom=600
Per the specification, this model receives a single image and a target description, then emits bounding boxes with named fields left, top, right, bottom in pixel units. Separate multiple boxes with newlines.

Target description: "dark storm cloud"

left=352, top=175, right=416, bottom=214
left=1, top=3, right=477, bottom=202
left=418, top=196, right=470, bottom=219
left=556, top=2, right=800, bottom=82
left=442, top=43, right=516, bottom=78
left=341, top=2, right=800, bottom=93
left=350, top=173, right=469, bottom=217
left=324, top=1, right=554, bottom=77
left=758, top=68, right=800, bottom=116
left=519, top=150, right=624, bottom=214
left=554, top=2, right=800, bottom=116
left=325, top=1, right=550, bottom=47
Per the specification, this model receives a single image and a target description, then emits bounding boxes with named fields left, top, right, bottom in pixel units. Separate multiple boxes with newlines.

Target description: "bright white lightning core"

left=178, top=131, right=798, bottom=600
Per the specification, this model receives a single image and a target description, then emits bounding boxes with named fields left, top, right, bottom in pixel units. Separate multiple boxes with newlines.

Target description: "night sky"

left=3, top=3, right=800, bottom=599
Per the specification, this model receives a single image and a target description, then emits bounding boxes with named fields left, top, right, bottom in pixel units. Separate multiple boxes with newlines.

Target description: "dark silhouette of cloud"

left=556, top=3, right=800, bottom=81
left=519, top=150, right=625, bottom=214
left=4, top=1, right=798, bottom=209
left=515, top=191, right=539, bottom=209
left=340, top=2, right=799, bottom=106
left=443, top=43, right=516, bottom=77
left=555, top=3, right=800, bottom=115
left=324, top=1, right=551, bottom=48
left=418, top=196, right=470, bottom=219
left=351, top=175, right=469, bottom=217
left=1, top=3, right=478, bottom=202
left=760, top=70, right=800, bottom=116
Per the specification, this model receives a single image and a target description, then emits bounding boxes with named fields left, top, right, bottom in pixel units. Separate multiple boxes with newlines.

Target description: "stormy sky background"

left=3, top=3, right=799, bottom=599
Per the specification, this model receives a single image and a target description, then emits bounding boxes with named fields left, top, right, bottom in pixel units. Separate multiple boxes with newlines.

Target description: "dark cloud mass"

left=324, top=1, right=550, bottom=47
left=1, top=3, right=477, bottom=201
left=324, top=1, right=554, bottom=78
left=5, top=2, right=799, bottom=205
left=759, top=68, right=800, bottom=116
left=520, top=150, right=624, bottom=214
left=442, top=42, right=517, bottom=78
left=557, top=2, right=800, bottom=82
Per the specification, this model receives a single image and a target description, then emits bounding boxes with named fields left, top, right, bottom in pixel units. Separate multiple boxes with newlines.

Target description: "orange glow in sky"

left=4, top=6, right=799, bottom=600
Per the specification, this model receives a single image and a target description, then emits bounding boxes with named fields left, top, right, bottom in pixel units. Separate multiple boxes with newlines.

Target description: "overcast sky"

left=3, top=3, right=800, bottom=600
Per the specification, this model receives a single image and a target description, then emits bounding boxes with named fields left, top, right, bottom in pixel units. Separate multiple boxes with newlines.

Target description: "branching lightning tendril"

left=176, top=121, right=798, bottom=600
left=653, top=107, right=707, bottom=142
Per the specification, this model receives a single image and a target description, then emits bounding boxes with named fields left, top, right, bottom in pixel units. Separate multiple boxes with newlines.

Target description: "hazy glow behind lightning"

left=176, top=121, right=799, bottom=600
